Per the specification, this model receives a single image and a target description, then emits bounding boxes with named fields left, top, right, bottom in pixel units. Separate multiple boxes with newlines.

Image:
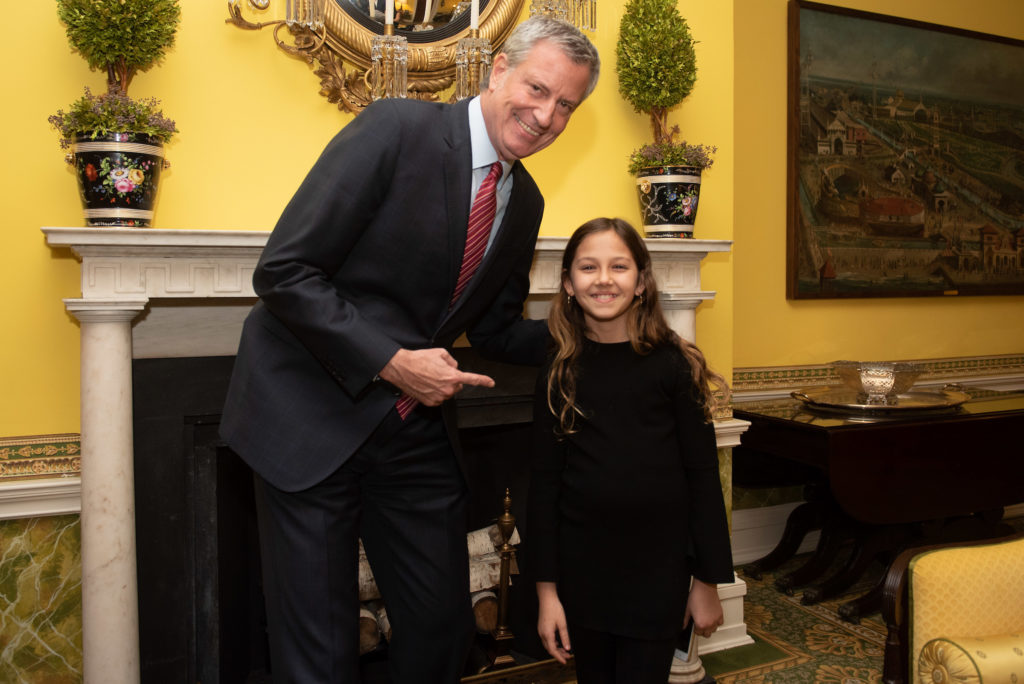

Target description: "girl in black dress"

left=528, top=217, right=733, bottom=684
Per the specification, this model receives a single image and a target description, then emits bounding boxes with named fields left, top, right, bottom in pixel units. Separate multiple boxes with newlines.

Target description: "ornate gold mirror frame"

left=227, top=0, right=526, bottom=113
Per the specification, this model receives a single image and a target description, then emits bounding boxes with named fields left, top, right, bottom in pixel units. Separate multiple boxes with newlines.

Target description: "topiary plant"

left=51, top=0, right=181, bottom=146
left=617, top=0, right=713, bottom=172
left=57, top=0, right=181, bottom=95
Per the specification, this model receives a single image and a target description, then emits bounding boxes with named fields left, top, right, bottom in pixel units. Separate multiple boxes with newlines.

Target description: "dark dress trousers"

left=220, top=97, right=548, bottom=682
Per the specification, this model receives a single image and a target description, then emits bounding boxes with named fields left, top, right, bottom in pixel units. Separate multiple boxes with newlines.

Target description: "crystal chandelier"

left=454, top=31, right=492, bottom=101
left=371, top=0, right=409, bottom=99
left=454, top=0, right=492, bottom=101
left=286, top=0, right=325, bottom=31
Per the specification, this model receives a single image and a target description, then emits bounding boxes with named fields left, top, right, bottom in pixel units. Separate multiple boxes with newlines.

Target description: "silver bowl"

left=831, top=361, right=923, bottom=404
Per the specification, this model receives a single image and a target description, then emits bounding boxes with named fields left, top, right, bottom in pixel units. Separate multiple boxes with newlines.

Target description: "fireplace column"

left=661, top=297, right=703, bottom=343
left=65, top=298, right=149, bottom=684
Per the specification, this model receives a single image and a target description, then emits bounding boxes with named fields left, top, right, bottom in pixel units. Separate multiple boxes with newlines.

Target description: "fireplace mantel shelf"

left=41, top=226, right=748, bottom=681
left=43, top=227, right=732, bottom=302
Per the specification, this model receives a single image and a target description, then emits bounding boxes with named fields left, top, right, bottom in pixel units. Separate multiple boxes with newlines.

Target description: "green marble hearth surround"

left=0, top=435, right=83, bottom=682
left=0, top=515, right=82, bottom=682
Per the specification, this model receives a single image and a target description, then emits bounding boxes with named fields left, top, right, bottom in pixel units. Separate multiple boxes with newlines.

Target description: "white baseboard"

left=731, top=502, right=820, bottom=567
left=731, top=501, right=1024, bottom=568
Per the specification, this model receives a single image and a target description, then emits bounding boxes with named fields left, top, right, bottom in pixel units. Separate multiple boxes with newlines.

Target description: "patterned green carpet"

left=702, top=559, right=888, bottom=684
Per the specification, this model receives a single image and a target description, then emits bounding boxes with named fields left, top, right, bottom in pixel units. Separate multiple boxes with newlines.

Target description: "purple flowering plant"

left=627, top=131, right=717, bottom=175
left=49, top=88, right=178, bottom=150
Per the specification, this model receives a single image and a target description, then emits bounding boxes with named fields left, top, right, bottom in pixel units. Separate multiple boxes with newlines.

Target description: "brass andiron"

left=490, top=488, right=517, bottom=667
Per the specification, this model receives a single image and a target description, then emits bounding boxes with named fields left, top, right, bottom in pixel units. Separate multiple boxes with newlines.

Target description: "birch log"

left=367, top=600, right=392, bottom=642
left=358, top=606, right=381, bottom=654
left=471, top=589, right=498, bottom=633
left=358, top=524, right=520, bottom=600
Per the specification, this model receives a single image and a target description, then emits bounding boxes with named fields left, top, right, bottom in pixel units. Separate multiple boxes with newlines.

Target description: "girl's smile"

left=564, top=230, right=645, bottom=342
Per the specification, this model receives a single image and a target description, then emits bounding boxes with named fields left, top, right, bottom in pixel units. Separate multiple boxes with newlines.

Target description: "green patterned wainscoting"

left=0, top=514, right=82, bottom=683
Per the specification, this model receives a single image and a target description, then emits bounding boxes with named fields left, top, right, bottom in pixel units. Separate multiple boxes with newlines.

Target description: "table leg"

left=837, top=575, right=885, bottom=624
left=802, top=523, right=913, bottom=605
left=744, top=500, right=824, bottom=580
left=775, top=503, right=851, bottom=594
left=838, top=513, right=1014, bottom=623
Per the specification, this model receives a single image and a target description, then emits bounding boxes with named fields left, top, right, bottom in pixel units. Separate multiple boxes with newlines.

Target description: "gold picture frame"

left=787, top=0, right=1024, bottom=299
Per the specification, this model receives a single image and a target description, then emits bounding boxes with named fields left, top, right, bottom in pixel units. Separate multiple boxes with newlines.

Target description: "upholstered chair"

left=882, top=532, right=1024, bottom=684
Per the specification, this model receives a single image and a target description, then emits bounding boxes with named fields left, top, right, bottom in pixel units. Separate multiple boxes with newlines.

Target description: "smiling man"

left=481, top=32, right=592, bottom=161
left=220, top=15, right=599, bottom=684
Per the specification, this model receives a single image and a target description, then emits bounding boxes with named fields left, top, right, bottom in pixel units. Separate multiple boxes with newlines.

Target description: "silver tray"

left=791, top=386, right=970, bottom=415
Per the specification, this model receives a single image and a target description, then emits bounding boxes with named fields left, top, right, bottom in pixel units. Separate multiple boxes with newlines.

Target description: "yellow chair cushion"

left=909, top=537, right=1024, bottom=683
left=917, top=635, right=1024, bottom=684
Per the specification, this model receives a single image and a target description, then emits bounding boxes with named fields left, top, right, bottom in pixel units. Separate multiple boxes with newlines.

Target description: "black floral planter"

left=634, top=165, right=703, bottom=238
left=71, top=133, right=165, bottom=227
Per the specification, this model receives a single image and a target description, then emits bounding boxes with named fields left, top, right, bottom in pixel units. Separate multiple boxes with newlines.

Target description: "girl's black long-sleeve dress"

left=527, top=339, right=734, bottom=640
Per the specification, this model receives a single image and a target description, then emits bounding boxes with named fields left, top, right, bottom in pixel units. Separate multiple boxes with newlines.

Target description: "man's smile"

left=514, top=113, right=541, bottom=137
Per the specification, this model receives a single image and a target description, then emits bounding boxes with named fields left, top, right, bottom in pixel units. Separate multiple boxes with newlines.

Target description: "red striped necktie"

left=396, top=161, right=504, bottom=419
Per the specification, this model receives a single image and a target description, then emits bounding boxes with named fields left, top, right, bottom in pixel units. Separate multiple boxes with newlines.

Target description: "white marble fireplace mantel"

left=42, top=226, right=748, bottom=681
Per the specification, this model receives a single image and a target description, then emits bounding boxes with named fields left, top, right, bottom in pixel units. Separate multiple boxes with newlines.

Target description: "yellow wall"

left=734, top=0, right=1024, bottom=367
left=2, top=0, right=1020, bottom=438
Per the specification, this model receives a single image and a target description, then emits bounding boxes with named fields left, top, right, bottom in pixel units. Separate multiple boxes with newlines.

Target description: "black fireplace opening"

left=132, top=353, right=547, bottom=683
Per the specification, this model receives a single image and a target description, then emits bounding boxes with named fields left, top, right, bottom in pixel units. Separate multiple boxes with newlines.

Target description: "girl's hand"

left=684, top=578, right=724, bottom=639
left=536, top=582, right=572, bottom=664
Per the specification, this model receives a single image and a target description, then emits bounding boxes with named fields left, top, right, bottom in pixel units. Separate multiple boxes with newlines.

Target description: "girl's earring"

left=567, top=294, right=573, bottom=306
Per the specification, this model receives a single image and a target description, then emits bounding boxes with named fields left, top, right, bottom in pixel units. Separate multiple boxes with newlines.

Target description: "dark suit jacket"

left=220, top=97, right=548, bottom=492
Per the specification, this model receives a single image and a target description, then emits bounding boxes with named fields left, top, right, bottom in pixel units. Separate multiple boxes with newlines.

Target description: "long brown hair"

left=546, top=217, right=729, bottom=434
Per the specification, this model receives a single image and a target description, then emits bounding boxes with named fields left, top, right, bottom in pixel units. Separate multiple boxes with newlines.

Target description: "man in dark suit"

left=220, top=16, right=600, bottom=683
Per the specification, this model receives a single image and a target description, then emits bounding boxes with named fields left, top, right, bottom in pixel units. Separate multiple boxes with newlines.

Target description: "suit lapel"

left=438, top=161, right=534, bottom=332
left=442, top=99, right=474, bottom=306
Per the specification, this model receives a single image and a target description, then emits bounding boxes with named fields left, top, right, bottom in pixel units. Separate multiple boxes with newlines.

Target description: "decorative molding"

left=226, top=0, right=527, bottom=113
left=0, top=434, right=81, bottom=484
left=713, top=418, right=750, bottom=448
left=0, top=432, right=82, bottom=518
left=0, top=477, right=82, bottom=520
left=734, top=353, right=1024, bottom=400
left=43, top=229, right=732, bottom=303
left=43, top=227, right=266, bottom=300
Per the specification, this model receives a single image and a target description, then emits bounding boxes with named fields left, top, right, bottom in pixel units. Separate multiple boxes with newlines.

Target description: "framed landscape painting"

left=786, top=1, right=1024, bottom=299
